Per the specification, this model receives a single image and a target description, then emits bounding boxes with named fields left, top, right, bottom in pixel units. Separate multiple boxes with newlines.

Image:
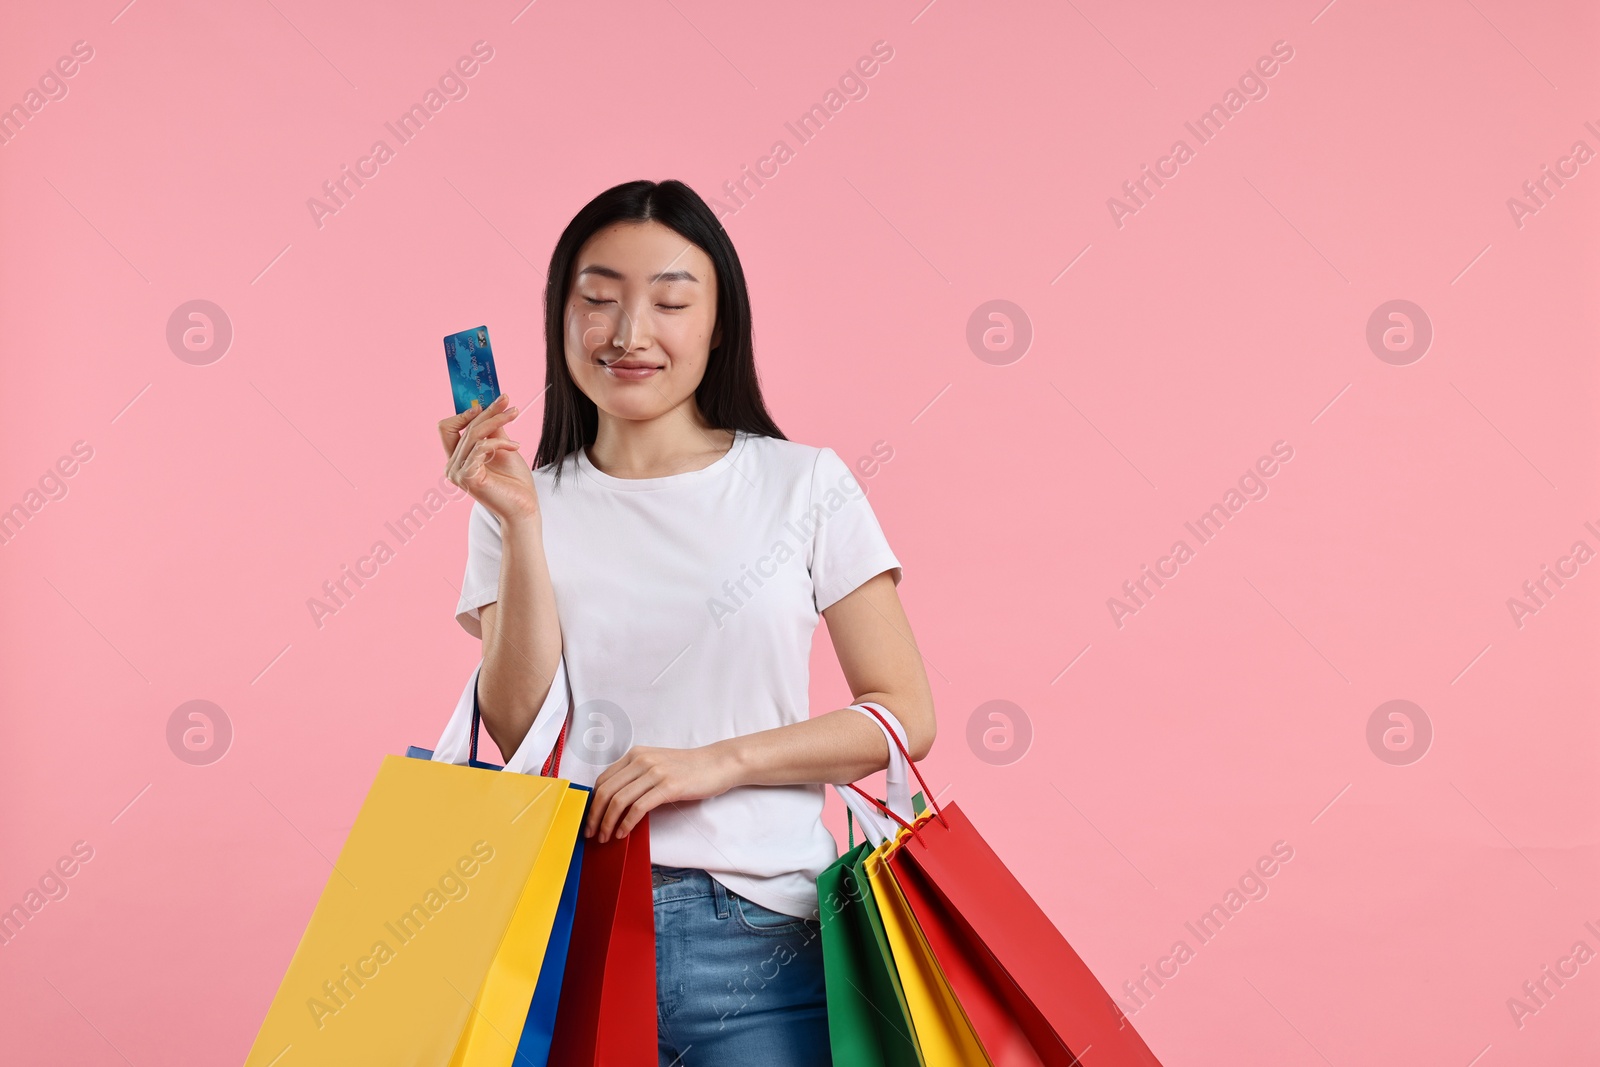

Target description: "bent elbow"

left=907, top=707, right=937, bottom=763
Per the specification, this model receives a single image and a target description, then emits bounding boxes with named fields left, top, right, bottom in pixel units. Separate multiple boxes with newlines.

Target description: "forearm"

left=714, top=699, right=904, bottom=790
left=478, top=514, right=564, bottom=760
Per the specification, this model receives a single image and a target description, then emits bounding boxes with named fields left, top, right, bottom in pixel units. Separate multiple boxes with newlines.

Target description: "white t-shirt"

left=454, top=430, right=903, bottom=919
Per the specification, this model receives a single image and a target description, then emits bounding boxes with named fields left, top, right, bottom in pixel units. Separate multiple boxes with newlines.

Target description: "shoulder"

left=531, top=450, right=579, bottom=487
left=738, top=433, right=841, bottom=487
left=521, top=450, right=584, bottom=506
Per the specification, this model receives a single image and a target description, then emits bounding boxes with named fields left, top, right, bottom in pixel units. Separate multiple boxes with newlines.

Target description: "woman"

left=435, top=179, right=936, bottom=1066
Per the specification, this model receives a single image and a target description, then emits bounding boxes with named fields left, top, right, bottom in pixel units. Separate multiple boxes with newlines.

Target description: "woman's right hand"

left=438, top=394, right=539, bottom=523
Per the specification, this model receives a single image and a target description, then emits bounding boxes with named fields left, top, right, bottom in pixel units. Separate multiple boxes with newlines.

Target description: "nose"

left=609, top=291, right=665, bottom=356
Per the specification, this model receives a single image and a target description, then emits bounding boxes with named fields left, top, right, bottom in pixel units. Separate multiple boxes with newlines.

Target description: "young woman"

left=435, top=179, right=936, bottom=1066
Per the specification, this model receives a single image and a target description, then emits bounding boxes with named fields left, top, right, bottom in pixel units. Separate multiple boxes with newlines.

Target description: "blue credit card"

left=444, top=325, right=501, bottom=414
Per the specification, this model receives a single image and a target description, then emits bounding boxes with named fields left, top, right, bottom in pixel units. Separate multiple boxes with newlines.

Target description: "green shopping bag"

left=820, top=794, right=928, bottom=1067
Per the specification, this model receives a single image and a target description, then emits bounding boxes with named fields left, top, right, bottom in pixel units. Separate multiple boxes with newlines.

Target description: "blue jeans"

left=652, top=864, right=832, bottom=1067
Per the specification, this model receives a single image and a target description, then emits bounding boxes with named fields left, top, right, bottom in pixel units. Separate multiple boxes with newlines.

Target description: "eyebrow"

left=577, top=265, right=701, bottom=284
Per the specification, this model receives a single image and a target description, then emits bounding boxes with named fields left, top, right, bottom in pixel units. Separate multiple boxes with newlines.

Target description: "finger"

left=457, top=402, right=520, bottom=454
left=615, top=785, right=669, bottom=838
left=476, top=405, right=522, bottom=437
left=588, top=762, right=649, bottom=839
left=599, top=771, right=660, bottom=843
left=439, top=395, right=516, bottom=458
left=446, top=424, right=480, bottom=477
left=441, top=397, right=488, bottom=429
left=451, top=409, right=520, bottom=475
left=465, top=437, right=522, bottom=468
left=437, top=394, right=508, bottom=453
left=584, top=757, right=646, bottom=837
left=456, top=436, right=521, bottom=485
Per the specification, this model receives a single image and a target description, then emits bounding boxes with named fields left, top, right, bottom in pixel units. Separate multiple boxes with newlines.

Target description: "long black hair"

left=535, top=180, right=786, bottom=485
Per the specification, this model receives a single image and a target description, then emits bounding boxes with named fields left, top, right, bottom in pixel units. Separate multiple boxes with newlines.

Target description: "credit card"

left=444, top=325, right=501, bottom=414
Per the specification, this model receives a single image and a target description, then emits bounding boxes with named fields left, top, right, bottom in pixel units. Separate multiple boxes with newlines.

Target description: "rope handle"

left=852, top=701, right=947, bottom=830
left=847, top=788, right=929, bottom=849
left=542, top=713, right=568, bottom=779
left=848, top=783, right=917, bottom=833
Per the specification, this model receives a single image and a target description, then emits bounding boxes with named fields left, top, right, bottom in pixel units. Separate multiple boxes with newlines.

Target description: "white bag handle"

left=832, top=700, right=915, bottom=847
left=431, top=655, right=573, bottom=776
left=839, top=786, right=897, bottom=848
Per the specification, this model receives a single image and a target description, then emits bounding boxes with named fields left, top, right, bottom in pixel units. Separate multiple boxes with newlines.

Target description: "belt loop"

left=711, top=872, right=730, bottom=919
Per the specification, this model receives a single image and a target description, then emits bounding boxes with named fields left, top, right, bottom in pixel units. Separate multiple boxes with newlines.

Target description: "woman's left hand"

left=585, top=743, right=738, bottom=842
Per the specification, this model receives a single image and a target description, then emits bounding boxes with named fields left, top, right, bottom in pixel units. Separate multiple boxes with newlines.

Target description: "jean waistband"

left=651, top=864, right=733, bottom=912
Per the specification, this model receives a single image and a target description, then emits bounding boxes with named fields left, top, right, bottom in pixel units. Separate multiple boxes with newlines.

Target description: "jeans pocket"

left=730, top=893, right=812, bottom=938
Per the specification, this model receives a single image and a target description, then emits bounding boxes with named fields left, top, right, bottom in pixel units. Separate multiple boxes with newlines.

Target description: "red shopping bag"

left=851, top=707, right=1165, bottom=1067
left=889, top=844, right=1069, bottom=1065
left=546, top=812, right=657, bottom=1066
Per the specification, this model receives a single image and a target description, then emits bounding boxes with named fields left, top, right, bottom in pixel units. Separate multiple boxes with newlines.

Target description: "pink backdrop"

left=2, top=1, right=1596, bottom=1063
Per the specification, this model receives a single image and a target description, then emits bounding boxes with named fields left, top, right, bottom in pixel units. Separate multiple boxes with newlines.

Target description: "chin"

left=597, top=398, right=669, bottom=422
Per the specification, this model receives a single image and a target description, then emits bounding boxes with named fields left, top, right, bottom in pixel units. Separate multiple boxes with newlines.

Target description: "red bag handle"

left=848, top=784, right=918, bottom=833
left=848, top=701, right=948, bottom=834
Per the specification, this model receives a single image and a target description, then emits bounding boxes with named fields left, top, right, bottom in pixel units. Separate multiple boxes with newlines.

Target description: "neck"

left=588, top=403, right=735, bottom=479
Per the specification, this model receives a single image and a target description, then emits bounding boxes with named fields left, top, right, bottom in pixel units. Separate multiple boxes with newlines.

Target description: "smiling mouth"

left=603, top=360, right=663, bottom=379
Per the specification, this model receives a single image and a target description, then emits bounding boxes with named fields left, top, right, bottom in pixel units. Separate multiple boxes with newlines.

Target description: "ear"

left=710, top=320, right=722, bottom=351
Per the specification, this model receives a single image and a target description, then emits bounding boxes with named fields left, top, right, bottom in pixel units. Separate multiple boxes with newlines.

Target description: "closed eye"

left=583, top=298, right=688, bottom=310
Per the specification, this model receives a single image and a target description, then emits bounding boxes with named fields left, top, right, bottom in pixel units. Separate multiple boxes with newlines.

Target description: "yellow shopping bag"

left=243, top=754, right=586, bottom=1067
left=863, top=827, right=994, bottom=1067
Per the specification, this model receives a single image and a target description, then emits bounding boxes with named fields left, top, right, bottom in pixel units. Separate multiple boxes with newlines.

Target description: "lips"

left=604, top=359, right=663, bottom=380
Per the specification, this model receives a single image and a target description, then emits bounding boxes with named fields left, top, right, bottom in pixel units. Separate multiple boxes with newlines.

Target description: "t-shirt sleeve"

left=808, top=446, right=903, bottom=614
left=455, top=500, right=503, bottom=638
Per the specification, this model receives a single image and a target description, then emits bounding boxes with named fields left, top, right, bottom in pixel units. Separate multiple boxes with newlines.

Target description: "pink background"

left=2, top=1, right=1597, bottom=1063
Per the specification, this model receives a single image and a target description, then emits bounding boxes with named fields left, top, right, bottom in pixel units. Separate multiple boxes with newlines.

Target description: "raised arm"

left=438, top=393, right=564, bottom=761
left=475, top=518, right=564, bottom=760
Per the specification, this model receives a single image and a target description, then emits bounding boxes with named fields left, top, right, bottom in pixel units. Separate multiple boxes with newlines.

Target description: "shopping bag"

left=452, top=787, right=588, bottom=1067
left=546, top=812, right=657, bottom=1066
left=894, top=806, right=1162, bottom=1066
left=416, top=656, right=591, bottom=1067
left=400, top=754, right=587, bottom=1067
left=429, top=658, right=657, bottom=1065
left=864, top=836, right=994, bottom=1066
left=889, top=836, right=1062, bottom=1066
left=819, top=806, right=927, bottom=1067
left=821, top=703, right=941, bottom=1067
left=512, top=829, right=584, bottom=1066
left=241, top=754, right=585, bottom=1067
left=850, top=705, right=1166, bottom=1067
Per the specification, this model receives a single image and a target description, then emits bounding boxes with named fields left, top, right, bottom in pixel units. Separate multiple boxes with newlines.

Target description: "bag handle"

left=432, top=658, right=573, bottom=776
left=846, top=702, right=947, bottom=841
left=847, top=788, right=929, bottom=848
left=856, top=702, right=944, bottom=823
left=835, top=701, right=947, bottom=849
left=471, top=680, right=569, bottom=778
left=835, top=702, right=911, bottom=847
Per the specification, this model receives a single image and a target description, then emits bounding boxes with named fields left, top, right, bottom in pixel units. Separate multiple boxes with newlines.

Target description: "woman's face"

left=563, top=220, right=721, bottom=425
